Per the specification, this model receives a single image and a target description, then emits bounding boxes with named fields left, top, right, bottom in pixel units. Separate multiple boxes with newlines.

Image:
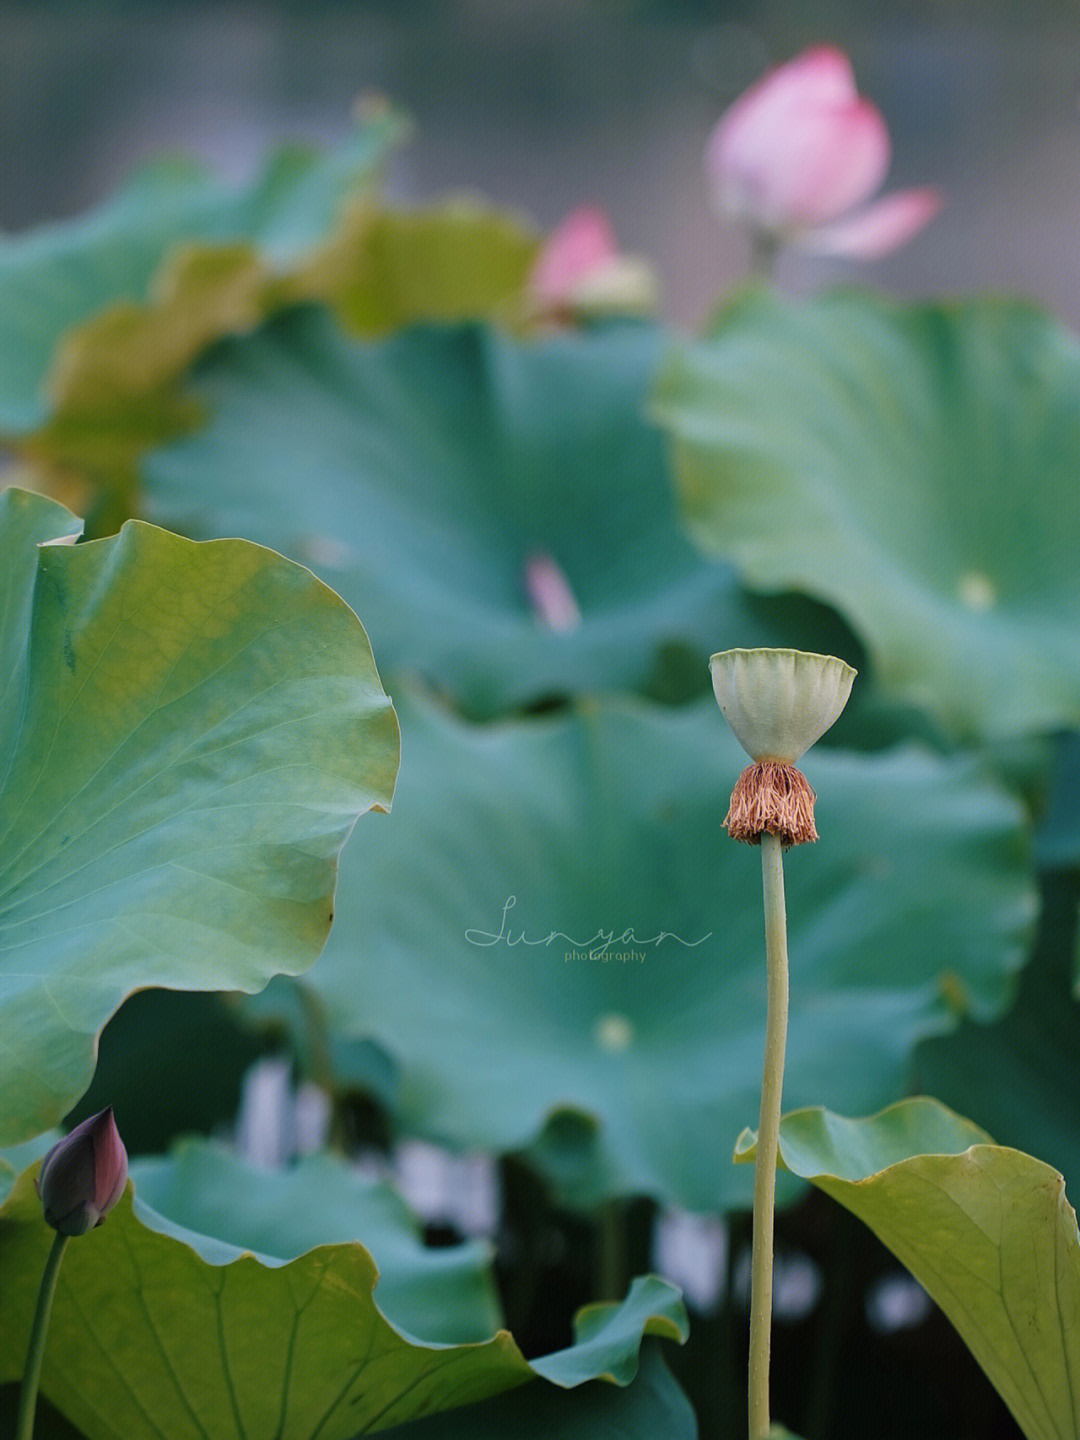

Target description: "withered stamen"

left=723, top=760, right=818, bottom=847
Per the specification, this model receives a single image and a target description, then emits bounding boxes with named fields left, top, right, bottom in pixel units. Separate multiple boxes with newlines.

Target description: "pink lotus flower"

left=36, top=1107, right=128, bottom=1236
left=528, top=207, right=656, bottom=319
left=705, top=46, right=942, bottom=259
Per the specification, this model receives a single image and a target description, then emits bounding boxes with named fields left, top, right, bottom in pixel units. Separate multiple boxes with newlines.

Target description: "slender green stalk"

left=748, top=831, right=790, bottom=1440
left=747, top=228, right=781, bottom=282
left=16, top=1230, right=69, bottom=1440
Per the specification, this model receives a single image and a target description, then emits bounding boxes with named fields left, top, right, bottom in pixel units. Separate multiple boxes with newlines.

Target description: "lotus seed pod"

left=709, top=648, right=856, bottom=763
left=710, top=648, right=856, bottom=846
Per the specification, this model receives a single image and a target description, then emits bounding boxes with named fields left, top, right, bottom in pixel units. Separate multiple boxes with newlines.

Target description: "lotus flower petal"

left=798, top=185, right=945, bottom=258
left=707, top=47, right=890, bottom=230
left=529, top=207, right=618, bottom=307
left=528, top=208, right=656, bottom=318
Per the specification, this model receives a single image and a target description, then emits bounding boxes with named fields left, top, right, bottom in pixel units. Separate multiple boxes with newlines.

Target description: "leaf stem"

left=748, top=831, right=790, bottom=1440
left=16, top=1229, right=69, bottom=1440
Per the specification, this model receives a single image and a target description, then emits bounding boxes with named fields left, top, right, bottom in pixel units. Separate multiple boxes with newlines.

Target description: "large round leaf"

left=737, top=1098, right=1080, bottom=1440
left=0, top=489, right=399, bottom=1143
left=297, top=689, right=1035, bottom=1213
left=0, top=1159, right=686, bottom=1440
left=652, top=288, right=1080, bottom=740
left=139, top=309, right=847, bottom=717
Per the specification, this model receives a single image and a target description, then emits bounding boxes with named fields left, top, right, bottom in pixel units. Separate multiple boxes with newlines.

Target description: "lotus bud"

left=35, top=1107, right=128, bottom=1236
left=704, top=45, right=943, bottom=260
left=710, top=648, right=855, bottom=845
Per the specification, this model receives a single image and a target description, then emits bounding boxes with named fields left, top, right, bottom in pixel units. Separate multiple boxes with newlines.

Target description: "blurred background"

left=3, top=0, right=1079, bottom=327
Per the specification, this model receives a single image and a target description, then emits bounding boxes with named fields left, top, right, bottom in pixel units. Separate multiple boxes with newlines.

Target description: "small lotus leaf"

left=737, top=1097, right=1080, bottom=1440
left=290, top=200, right=541, bottom=333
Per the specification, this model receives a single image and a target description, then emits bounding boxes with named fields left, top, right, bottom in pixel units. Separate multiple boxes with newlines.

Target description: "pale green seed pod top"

left=709, top=648, right=856, bottom=763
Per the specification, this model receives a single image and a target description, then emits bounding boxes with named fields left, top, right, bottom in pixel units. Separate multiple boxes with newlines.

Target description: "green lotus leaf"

left=0, top=112, right=405, bottom=436
left=289, top=200, right=541, bottom=334
left=2, top=1134, right=501, bottom=1345
left=0, top=490, right=84, bottom=742
left=0, top=1347, right=696, bottom=1440
left=915, top=870, right=1080, bottom=1185
left=140, top=308, right=858, bottom=717
left=0, top=488, right=399, bottom=1144
left=390, top=1343, right=696, bottom=1440
left=127, top=1139, right=503, bottom=1344
left=0, top=1160, right=687, bottom=1439
left=295, top=688, right=1034, bottom=1212
left=652, top=288, right=1080, bottom=740
left=736, top=1097, right=1080, bottom=1440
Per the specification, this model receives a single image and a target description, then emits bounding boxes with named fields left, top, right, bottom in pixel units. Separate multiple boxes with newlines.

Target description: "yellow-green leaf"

left=738, top=1098, right=1080, bottom=1440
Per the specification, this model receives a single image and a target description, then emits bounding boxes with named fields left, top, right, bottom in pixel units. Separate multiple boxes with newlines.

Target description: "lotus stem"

left=748, top=229, right=781, bottom=281
left=748, top=831, right=790, bottom=1440
left=16, top=1230, right=69, bottom=1440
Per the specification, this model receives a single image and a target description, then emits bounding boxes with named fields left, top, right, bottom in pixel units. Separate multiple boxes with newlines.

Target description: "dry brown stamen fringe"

left=723, top=760, right=818, bottom=847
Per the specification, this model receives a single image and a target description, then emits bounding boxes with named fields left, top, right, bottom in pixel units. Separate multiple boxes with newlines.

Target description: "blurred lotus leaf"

left=653, top=288, right=1080, bottom=741
left=290, top=198, right=541, bottom=334
left=289, top=688, right=1035, bottom=1212
left=1, top=114, right=406, bottom=487
left=141, top=309, right=855, bottom=717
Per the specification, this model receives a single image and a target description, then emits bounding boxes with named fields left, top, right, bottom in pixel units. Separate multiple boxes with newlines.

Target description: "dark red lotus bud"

left=35, top=1107, right=128, bottom=1236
